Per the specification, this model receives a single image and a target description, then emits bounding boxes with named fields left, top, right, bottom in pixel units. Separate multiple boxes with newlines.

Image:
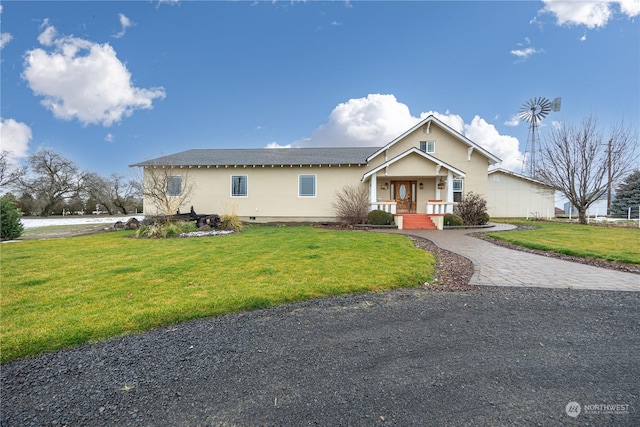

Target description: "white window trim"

left=167, top=175, right=182, bottom=197
left=453, top=178, right=463, bottom=202
left=298, top=174, right=317, bottom=197
left=230, top=175, right=248, bottom=197
left=420, top=140, right=436, bottom=154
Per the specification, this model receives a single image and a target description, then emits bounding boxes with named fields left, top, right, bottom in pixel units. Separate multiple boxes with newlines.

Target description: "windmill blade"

left=536, top=98, right=552, bottom=120
left=518, top=99, right=536, bottom=122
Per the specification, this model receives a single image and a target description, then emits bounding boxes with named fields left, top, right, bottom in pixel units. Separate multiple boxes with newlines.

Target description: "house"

left=487, top=169, right=556, bottom=219
left=132, top=115, right=546, bottom=229
left=563, top=198, right=608, bottom=218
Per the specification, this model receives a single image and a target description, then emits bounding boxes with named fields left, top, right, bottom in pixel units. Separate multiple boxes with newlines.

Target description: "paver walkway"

left=390, top=224, right=639, bottom=291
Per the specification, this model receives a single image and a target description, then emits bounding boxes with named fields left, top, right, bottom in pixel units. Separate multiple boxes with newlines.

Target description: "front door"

left=393, top=181, right=416, bottom=213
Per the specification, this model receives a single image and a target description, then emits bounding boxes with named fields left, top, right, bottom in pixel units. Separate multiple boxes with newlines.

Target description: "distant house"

left=132, top=115, right=551, bottom=229
left=563, top=198, right=608, bottom=217
left=487, top=169, right=556, bottom=218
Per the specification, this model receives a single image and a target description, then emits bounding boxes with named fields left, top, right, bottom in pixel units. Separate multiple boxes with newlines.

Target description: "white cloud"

left=0, top=32, right=12, bottom=49
left=105, top=133, right=115, bottom=143
left=0, top=6, right=12, bottom=49
left=511, top=38, right=544, bottom=60
left=265, top=141, right=291, bottom=148
left=296, top=94, right=417, bottom=147
left=618, top=0, right=640, bottom=16
left=37, top=19, right=57, bottom=46
left=22, top=21, right=166, bottom=127
left=0, top=117, right=32, bottom=159
left=463, top=116, right=522, bottom=171
left=113, top=13, right=133, bottom=39
left=295, top=94, right=524, bottom=171
left=504, top=115, right=520, bottom=127
left=539, top=0, right=639, bottom=29
left=157, top=0, right=180, bottom=8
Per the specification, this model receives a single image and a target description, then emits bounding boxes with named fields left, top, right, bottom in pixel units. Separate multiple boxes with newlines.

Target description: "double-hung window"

left=453, top=179, right=463, bottom=203
left=299, top=174, right=316, bottom=197
left=231, top=175, right=248, bottom=197
left=167, top=176, right=182, bottom=197
left=419, top=141, right=435, bottom=153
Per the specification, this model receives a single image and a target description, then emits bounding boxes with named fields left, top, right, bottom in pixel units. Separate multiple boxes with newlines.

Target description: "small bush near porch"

left=0, top=226, right=434, bottom=363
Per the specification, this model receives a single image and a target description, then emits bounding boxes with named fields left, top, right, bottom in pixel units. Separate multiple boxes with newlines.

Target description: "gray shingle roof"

left=130, top=147, right=381, bottom=167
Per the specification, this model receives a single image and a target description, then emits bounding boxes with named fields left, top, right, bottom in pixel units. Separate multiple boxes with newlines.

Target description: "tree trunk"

left=578, top=208, right=587, bottom=225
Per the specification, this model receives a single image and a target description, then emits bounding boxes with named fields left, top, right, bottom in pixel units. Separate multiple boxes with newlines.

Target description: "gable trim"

left=366, top=115, right=501, bottom=164
left=489, top=168, right=554, bottom=188
left=362, top=147, right=466, bottom=181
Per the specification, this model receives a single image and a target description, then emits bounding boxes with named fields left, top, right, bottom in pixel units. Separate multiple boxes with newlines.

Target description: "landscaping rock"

left=125, top=218, right=140, bottom=230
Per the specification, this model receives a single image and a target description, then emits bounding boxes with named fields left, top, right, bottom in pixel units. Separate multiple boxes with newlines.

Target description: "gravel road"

left=2, top=287, right=638, bottom=426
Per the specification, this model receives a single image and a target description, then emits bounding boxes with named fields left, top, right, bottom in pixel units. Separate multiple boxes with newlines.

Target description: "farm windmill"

left=518, top=97, right=561, bottom=178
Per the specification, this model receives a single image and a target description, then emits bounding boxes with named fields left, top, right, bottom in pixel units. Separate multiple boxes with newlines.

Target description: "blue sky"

left=1, top=0, right=638, bottom=177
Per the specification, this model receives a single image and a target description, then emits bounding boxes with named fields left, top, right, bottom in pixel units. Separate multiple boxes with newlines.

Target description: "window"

left=453, top=178, right=463, bottom=203
left=299, top=174, right=316, bottom=197
left=419, top=141, right=435, bottom=153
left=231, top=175, right=248, bottom=197
left=167, top=176, right=182, bottom=197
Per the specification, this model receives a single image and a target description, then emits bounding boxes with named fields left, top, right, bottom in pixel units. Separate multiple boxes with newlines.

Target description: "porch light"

left=419, top=182, right=424, bottom=189
left=381, top=183, right=389, bottom=190
left=437, top=179, right=445, bottom=189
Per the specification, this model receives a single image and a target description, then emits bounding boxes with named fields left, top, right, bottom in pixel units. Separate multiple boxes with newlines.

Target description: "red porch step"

left=398, top=214, right=437, bottom=230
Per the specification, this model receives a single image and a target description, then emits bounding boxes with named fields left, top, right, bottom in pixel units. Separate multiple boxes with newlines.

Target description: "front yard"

left=487, top=220, right=640, bottom=265
left=0, top=226, right=435, bottom=363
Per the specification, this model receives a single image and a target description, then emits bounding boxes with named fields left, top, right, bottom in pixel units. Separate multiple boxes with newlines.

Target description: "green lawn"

left=488, top=220, right=640, bottom=264
left=0, top=226, right=434, bottom=363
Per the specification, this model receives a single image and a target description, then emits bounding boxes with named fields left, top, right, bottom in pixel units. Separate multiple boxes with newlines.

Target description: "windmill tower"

left=518, top=97, right=561, bottom=178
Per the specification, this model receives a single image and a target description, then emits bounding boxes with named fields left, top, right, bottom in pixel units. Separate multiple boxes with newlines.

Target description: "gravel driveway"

left=2, top=287, right=638, bottom=426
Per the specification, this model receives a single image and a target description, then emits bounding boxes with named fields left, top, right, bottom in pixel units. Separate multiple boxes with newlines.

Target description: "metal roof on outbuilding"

left=130, top=147, right=380, bottom=168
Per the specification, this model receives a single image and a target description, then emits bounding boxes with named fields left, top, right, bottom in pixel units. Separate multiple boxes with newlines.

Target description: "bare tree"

left=84, top=172, right=115, bottom=215
left=138, top=165, right=194, bottom=216
left=0, top=150, right=25, bottom=188
left=19, top=149, right=87, bottom=216
left=537, top=116, right=638, bottom=224
left=333, top=184, right=370, bottom=225
left=109, top=173, right=141, bottom=214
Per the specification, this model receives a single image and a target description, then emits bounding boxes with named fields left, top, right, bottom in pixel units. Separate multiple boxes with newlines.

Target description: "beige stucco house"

left=132, top=115, right=552, bottom=229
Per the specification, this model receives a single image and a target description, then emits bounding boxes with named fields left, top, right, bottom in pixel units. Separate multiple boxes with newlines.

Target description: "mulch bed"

left=407, top=236, right=478, bottom=292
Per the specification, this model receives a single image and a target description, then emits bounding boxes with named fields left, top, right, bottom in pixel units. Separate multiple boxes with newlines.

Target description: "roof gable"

left=367, top=115, right=501, bottom=164
left=362, top=147, right=466, bottom=181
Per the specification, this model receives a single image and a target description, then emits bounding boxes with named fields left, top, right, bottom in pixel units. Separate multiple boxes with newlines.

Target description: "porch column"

left=435, top=181, right=441, bottom=200
left=369, top=174, right=377, bottom=204
left=446, top=170, right=454, bottom=213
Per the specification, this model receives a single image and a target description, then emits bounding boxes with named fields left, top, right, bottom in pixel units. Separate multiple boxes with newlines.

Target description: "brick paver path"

left=390, top=224, right=639, bottom=291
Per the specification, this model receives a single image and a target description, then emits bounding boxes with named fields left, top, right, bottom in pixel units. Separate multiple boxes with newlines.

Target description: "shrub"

left=368, top=209, right=394, bottom=225
left=333, top=185, right=370, bottom=225
left=454, top=192, right=488, bottom=225
left=482, top=212, right=491, bottom=225
left=0, top=195, right=24, bottom=240
left=219, top=214, right=243, bottom=232
left=443, top=213, right=463, bottom=226
left=135, top=221, right=197, bottom=238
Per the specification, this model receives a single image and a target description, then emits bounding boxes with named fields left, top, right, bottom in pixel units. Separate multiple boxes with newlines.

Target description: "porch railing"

left=370, top=200, right=396, bottom=214
left=426, top=200, right=455, bottom=215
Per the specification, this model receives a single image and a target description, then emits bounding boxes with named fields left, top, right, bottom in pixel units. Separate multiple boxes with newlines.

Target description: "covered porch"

left=362, top=149, right=465, bottom=230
